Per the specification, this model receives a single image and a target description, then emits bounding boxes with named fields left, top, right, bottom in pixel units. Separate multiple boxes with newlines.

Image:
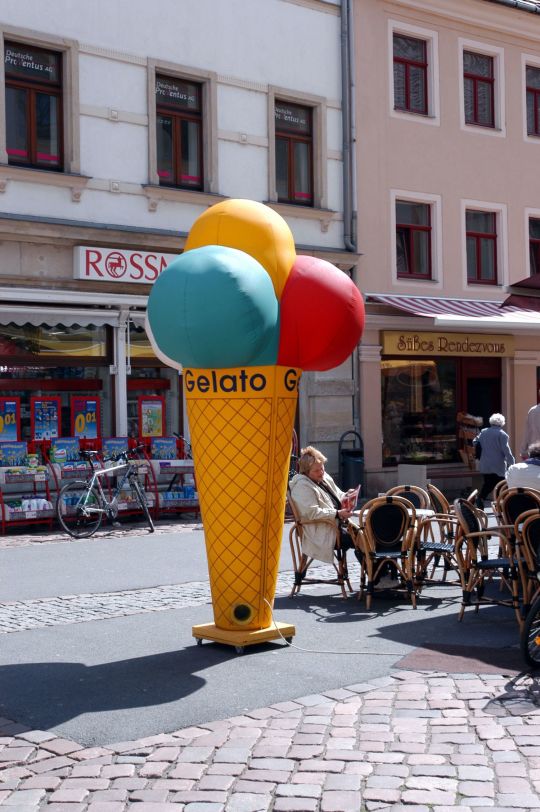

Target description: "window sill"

left=461, top=123, right=506, bottom=138
left=390, top=109, right=440, bottom=127
left=396, top=275, right=434, bottom=282
left=142, top=185, right=227, bottom=212
left=466, top=281, right=501, bottom=287
left=0, top=164, right=91, bottom=202
left=265, top=201, right=339, bottom=233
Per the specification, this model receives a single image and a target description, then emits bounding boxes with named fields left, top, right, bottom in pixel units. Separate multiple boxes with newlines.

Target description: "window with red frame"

left=466, top=211, right=497, bottom=284
left=393, top=34, right=428, bottom=115
left=463, top=51, right=494, bottom=127
left=526, top=66, right=540, bottom=137
left=275, top=101, right=313, bottom=206
left=396, top=201, right=432, bottom=279
left=4, top=41, right=63, bottom=170
left=156, top=75, right=203, bottom=190
left=530, top=218, right=540, bottom=274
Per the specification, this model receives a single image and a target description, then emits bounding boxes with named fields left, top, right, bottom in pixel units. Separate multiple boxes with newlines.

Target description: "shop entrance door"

left=461, top=358, right=501, bottom=429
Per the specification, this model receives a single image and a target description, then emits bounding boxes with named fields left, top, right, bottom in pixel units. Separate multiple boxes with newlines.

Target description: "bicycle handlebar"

left=79, top=445, right=146, bottom=465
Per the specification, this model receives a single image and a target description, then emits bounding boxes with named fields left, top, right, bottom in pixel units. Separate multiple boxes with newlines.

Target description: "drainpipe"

left=341, top=0, right=356, bottom=253
left=341, top=0, right=361, bottom=435
left=484, top=0, right=540, bottom=12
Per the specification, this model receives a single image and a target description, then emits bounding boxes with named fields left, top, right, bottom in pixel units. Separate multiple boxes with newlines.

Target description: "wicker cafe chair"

left=496, top=488, right=540, bottom=537
left=466, top=488, right=479, bottom=505
left=453, top=498, right=523, bottom=628
left=416, top=483, right=459, bottom=585
left=352, top=495, right=418, bottom=610
left=491, top=479, right=509, bottom=522
left=514, top=509, right=540, bottom=617
left=287, top=489, right=353, bottom=599
left=386, top=484, right=430, bottom=509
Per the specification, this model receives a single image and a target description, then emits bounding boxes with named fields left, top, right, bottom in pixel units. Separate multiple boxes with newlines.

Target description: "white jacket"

left=506, top=461, right=540, bottom=491
left=289, top=472, right=345, bottom=564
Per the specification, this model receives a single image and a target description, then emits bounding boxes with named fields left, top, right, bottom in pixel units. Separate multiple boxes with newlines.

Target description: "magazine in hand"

left=344, top=484, right=361, bottom=510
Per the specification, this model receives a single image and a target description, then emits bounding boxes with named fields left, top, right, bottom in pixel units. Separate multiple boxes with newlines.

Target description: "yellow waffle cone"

left=185, top=365, right=300, bottom=631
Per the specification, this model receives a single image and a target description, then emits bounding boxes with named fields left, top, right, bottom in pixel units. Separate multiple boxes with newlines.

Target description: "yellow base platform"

left=192, top=621, right=296, bottom=654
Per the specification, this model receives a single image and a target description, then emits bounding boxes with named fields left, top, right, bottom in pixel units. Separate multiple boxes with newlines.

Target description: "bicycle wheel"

left=131, top=478, right=155, bottom=532
left=521, top=596, right=540, bottom=668
left=56, top=480, right=103, bottom=539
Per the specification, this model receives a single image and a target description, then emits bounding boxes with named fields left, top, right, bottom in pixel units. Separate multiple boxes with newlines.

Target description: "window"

left=530, top=218, right=540, bottom=274
left=155, top=75, right=203, bottom=190
left=275, top=101, right=313, bottom=206
left=4, top=40, right=62, bottom=170
left=381, top=358, right=458, bottom=466
left=526, top=65, right=540, bottom=138
left=463, top=51, right=494, bottom=128
left=466, top=210, right=497, bottom=284
left=396, top=201, right=432, bottom=279
left=393, top=34, right=427, bottom=115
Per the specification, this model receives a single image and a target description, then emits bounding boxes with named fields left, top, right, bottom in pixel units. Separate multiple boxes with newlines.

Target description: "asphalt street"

left=0, top=521, right=522, bottom=748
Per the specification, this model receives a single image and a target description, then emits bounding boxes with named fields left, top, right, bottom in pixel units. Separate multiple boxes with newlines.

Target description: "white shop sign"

left=74, top=246, right=179, bottom=284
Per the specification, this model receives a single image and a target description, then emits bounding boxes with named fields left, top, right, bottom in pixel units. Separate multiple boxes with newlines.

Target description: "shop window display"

left=382, top=358, right=458, bottom=466
left=0, top=323, right=109, bottom=441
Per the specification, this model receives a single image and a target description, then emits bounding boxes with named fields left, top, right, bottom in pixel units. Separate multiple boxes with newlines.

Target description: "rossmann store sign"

left=74, top=246, right=178, bottom=284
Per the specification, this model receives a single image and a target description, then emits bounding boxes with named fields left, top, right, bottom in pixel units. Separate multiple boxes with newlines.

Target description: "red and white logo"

left=74, top=246, right=178, bottom=285
left=104, top=252, right=128, bottom=278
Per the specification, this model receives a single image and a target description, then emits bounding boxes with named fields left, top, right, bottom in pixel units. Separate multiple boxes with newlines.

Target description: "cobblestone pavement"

left=0, top=564, right=336, bottom=634
left=1, top=670, right=540, bottom=810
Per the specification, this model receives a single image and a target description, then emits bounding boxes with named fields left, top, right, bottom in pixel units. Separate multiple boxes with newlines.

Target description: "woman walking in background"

left=473, top=413, right=515, bottom=509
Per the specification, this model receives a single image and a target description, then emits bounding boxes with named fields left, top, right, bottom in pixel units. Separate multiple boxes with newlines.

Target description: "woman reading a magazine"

left=289, top=445, right=361, bottom=565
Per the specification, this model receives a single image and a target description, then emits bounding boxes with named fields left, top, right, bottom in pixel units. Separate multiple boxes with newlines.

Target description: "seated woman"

left=289, top=445, right=361, bottom=565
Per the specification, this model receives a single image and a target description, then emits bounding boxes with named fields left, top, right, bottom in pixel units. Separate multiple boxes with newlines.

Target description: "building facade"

left=354, top=0, right=540, bottom=495
left=0, top=0, right=358, bottom=469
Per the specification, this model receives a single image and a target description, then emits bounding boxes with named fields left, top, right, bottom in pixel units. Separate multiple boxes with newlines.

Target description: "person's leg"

left=340, top=528, right=363, bottom=564
left=477, top=476, right=489, bottom=507
left=478, top=473, right=501, bottom=505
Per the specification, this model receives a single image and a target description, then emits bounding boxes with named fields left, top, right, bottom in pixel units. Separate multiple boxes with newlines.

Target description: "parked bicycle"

left=56, top=446, right=155, bottom=538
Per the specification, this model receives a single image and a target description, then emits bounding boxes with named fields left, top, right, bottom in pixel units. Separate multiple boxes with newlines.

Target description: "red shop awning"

left=367, top=294, right=514, bottom=317
left=501, top=274, right=540, bottom=312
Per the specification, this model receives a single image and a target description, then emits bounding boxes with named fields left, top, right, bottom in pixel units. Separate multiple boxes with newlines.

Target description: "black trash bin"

left=338, top=430, right=364, bottom=494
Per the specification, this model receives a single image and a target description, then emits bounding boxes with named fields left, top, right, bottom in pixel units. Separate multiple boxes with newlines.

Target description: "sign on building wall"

left=381, top=331, right=514, bottom=357
left=74, top=247, right=178, bottom=285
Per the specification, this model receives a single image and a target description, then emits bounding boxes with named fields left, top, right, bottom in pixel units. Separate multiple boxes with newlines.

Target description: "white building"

left=0, top=0, right=358, bottom=468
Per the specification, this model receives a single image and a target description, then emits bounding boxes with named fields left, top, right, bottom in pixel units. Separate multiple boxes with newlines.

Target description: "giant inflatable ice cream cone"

left=185, top=365, right=299, bottom=630
left=146, top=199, right=365, bottom=650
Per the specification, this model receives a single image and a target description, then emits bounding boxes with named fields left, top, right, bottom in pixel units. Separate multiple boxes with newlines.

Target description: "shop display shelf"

left=6, top=508, right=54, bottom=521
left=159, top=493, right=199, bottom=508
left=4, top=472, right=49, bottom=484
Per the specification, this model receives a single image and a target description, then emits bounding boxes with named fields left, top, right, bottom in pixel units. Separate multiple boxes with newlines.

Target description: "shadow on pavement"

left=276, top=585, right=524, bottom=674
left=274, top=587, right=457, bottom=623
left=0, top=644, right=229, bottom=732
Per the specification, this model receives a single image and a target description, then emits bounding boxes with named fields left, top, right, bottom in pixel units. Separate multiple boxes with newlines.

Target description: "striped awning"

left=366, top=294, right=514, bottom=318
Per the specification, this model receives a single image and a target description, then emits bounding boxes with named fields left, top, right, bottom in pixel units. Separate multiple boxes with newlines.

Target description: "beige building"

left=355, top=0, right=540, bottom=496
